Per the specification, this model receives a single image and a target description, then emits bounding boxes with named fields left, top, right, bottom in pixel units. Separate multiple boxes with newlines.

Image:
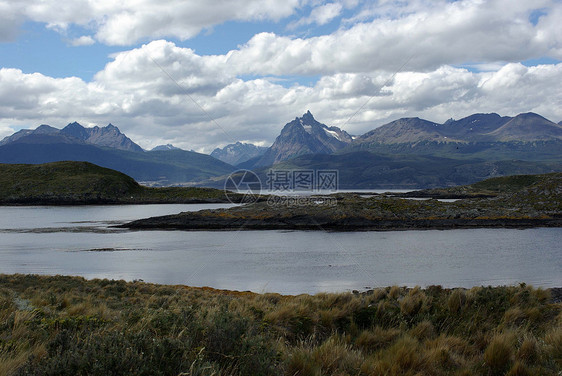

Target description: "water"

left=1, top=205, right=560, bottom=294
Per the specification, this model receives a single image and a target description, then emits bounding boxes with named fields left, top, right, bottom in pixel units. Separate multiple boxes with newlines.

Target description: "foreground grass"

left=0, top=275, right=561, bottom=375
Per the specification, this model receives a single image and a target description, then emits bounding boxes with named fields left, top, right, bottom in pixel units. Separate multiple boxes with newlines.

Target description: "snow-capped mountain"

left=210, top=142, right=267, bottom=165
left=254, top=111, right=353, bottom=167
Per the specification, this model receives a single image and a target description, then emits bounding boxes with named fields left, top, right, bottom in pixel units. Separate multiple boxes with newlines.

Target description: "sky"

left=0, top=0, right=561, bottom=152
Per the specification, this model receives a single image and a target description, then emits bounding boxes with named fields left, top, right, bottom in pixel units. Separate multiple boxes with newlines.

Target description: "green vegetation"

left=0, top=161, right=239, bottom=204
left=0, top=275, right=560, bottom=375
left=399, top=172, right=560, bottom=198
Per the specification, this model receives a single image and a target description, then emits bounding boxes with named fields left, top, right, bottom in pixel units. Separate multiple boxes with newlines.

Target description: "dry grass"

left=0, top=275, right=560, bottom=376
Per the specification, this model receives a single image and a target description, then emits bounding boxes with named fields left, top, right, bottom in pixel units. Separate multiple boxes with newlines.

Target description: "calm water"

left=0, top=205, right=561, bottom=294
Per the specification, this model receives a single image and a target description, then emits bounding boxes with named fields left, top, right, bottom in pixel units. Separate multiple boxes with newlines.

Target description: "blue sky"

left=0, top=0, right=561, bottom=151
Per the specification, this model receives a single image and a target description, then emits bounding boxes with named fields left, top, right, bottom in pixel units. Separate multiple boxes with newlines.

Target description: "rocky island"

left=123, top=173, right=562, bottom=231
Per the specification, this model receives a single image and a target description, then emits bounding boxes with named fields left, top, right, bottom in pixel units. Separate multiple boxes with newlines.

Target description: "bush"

left=484, top=334, right=513, bottom=375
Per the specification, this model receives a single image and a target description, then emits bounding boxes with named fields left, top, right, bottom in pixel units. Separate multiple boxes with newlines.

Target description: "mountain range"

left=0, top=122, right=144, bottom=152
left=353, top=112, right=562, bottom=145
left=211, top=142, right=267, bottom=165
left=1, top=111, right=560, bottom=188
left=214, top=111, right=562, bottom=188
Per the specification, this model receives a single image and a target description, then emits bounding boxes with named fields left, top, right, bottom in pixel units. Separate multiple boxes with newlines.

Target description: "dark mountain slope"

left=440, top=113, right=510, bottom=140
left=485, top=112, right=562, bottom=141
left=267, top=151, right=561, bottom=189
left=356, top=117, right=447, bottom=144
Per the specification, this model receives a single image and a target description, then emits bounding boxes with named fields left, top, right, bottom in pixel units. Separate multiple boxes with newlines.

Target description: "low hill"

left=396, top=172, right=562, bottom=199
left=0, top=161, right=240, bottom=204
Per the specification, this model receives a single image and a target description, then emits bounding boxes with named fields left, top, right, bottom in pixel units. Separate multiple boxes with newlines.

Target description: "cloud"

left=0, top=2, right=24, bottom=41
left=227, top=0, right=562, bottom=75
left=2, top=0, right=560, bottom=70
left=0, top=0, right=305, bottom=45
left=70, top=35, right=95, bottom=46
left=289, top=2, right=343, bottom=29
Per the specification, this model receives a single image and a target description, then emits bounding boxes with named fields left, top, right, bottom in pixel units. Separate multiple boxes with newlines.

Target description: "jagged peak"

left=294, top=110, right=316, bottom=124
left=301, top=110, right=315, bottom=123
left=65, top=121, right=84, bottom=128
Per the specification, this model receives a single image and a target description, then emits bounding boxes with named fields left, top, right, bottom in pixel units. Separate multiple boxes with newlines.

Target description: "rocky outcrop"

left=122, top=173, right=562, bottom=231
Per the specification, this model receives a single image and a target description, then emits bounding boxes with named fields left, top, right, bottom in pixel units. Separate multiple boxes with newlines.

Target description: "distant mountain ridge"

left=202, top=110, right=561, bottom=189
left=353, top=112, right=562, bottom=147
left=211, top=142, right=267, bottom=165
left=254, top=110, right=353, bottom=167
left=0, top=122, right=143, bottom=152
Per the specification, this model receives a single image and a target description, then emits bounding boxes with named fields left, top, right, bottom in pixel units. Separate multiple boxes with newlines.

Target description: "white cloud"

left=70, top=35, right=95, bottom=46
left=289, top=2, right=343, bottom=29
left=225, top=0, right=562, bottom=76
left=0, top=0, right=304, bottom=45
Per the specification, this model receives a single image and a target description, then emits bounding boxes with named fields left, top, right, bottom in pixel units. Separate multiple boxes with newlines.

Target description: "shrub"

left=448, top=289, right=466, bottom=313
left=543, top=326, right=562, bottom=368
left=355, top=327, right=400, bottom=353
left=516, top=336, right=538, bottom=364
left=506, top=361, right=531, bottom=376
left=409, top=320, right=435, bottom=341
left=484, top=334, right=514, bottom=375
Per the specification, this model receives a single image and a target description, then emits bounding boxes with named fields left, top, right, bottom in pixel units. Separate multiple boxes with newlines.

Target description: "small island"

left=123, top=173, right=562, bottom=231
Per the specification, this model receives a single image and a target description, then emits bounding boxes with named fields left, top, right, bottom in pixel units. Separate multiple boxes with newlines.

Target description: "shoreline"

left=1, top=272, right=561, bottom=299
